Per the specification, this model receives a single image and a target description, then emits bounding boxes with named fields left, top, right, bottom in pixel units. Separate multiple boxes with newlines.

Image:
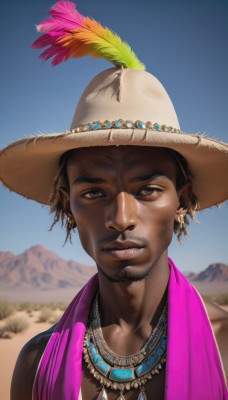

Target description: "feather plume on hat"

left=32, top=0, right=145, bottom=70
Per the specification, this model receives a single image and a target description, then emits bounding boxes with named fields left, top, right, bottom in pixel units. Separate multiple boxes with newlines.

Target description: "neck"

left=97, top=252, right=170, bottom=331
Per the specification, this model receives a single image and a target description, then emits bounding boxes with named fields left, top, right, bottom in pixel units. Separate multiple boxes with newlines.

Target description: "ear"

left=175, top=182, right=192, bottom=222
left=58, top=188, right=72, bottom=218
left=59, top=188, right=77, bottom=231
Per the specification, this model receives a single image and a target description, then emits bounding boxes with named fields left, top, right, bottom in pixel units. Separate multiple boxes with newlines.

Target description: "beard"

left=97, top=264, right=152, bottom=283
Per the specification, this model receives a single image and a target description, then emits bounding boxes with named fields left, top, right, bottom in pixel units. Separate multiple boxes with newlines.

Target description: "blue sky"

left=0, top=0, right=227, bottom=272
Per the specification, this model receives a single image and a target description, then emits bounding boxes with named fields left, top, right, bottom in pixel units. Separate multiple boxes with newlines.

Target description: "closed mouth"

left=103, top=241, right=144, bottom=260
left=103, top=241, right=144, bottom=251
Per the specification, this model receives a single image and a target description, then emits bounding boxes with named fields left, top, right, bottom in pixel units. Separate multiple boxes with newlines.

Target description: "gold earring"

left=67, top=216, right=76, bottom=230
left=178, top=214, right=185, bottom=228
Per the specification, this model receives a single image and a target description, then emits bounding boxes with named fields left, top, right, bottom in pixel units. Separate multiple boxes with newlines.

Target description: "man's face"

left=63, top=146, right=182, bottom=282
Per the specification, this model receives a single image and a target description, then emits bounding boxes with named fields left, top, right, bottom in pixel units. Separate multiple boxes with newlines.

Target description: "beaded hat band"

left=71, top=120, right=182, bottom=134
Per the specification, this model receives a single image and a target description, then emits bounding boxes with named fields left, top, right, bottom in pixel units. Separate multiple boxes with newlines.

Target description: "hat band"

left=71, top=119, right=182, bottom=134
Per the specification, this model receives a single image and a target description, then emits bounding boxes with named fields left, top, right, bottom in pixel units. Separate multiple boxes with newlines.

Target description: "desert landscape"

left=0, top=303, right=66, bottom=400
left=0, top=245, right=227, bottom=400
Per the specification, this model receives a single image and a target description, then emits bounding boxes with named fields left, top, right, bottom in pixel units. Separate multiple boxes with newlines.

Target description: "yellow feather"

left=58, top=18, right=145, bottom=70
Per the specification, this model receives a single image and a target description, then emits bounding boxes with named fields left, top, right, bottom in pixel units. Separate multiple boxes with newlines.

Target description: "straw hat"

left=0, top=2, right=227, bottom=210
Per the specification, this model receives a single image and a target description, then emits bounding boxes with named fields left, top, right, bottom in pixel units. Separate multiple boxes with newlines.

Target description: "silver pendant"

left=116, top=395, right=125, bottom=400
left=98, top=387, right=108, bottom=400
left=138, top=389, right=147, bottom=400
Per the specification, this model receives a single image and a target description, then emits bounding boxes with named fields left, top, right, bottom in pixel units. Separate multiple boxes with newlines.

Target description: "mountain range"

left=186, top=263, right=228, bottom=283
left=0, top=245, right=227, bottom=301
left=0, top=245, right=94, bottom=291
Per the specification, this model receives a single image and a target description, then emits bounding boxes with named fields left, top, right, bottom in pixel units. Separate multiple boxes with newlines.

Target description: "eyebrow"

left=73, top=172, right=168, bottom=185
left=73, top=175, right=106, bottom=185
left=130, top=172, right=168, bottom=183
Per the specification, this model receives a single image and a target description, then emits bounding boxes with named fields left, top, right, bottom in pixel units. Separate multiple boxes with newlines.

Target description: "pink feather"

left=32, top=34, right=55, bottom=49
left=36, top=1, right=84, bottom=33
left=31, top=1, right=85, bottom=65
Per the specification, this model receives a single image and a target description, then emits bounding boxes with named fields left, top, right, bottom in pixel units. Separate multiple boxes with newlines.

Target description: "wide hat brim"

left=1, top=68, right=228, bottom=208
left=0, top=128, right=227, bottom=209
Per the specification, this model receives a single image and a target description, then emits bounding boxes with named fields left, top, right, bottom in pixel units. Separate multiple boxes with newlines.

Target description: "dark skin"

left=11, top=147, right=228, bottom=399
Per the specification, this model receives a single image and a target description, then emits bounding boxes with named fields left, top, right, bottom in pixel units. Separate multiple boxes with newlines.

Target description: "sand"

left=0, top=311, right=56, bottom=400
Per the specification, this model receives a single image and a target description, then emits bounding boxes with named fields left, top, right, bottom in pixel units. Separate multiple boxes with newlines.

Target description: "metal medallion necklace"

left=83, top=293, right=168, bottom=400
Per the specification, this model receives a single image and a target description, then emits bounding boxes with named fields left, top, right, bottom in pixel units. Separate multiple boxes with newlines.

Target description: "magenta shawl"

left=33, top=259, right=228, bottom=399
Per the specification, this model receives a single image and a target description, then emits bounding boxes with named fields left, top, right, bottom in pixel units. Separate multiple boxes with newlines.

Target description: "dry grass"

left=0, top=313, right=54, bottom=399
left=49, top=311, right=63, bottom=324
left=0, top=300, right=15, bottom=320
left=39, top=302, right=67, bottom=311
left=3, top=315, right=30, bottom=334
left=37, top=308, right=53, bottom=323
left=53, top=301, right=67, bottom=311
left=202, top=292, right=228, bottom=305
left=0, top=300, right=67, bottom=332
left=0, top=327, right=14, bottom=339
left=17, top=301, right=68, bottom=313
left=16, top=302, right=36, bottom=314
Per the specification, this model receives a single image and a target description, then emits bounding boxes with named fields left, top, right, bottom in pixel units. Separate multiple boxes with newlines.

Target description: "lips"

left=103, top=240, right=144, bottom=260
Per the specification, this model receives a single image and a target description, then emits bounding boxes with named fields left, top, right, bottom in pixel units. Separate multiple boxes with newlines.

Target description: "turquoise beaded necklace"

left=83, top=294, right=168, bottom=400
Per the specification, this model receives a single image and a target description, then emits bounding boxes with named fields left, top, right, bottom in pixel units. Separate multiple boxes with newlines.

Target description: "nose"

left=105, top=192, right=137, bottom=232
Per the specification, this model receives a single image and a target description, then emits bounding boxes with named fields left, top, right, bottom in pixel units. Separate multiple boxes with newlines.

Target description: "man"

left=0, top=2, right=227, bottom=399
left=9, top=146, right=228, bottom=400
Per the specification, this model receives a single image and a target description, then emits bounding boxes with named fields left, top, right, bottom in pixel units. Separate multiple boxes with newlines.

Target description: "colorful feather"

left=32, top=1, right=145, bottom=69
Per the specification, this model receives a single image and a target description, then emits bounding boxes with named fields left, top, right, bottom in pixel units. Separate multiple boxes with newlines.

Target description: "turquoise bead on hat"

left=92, top=122, right=101, bottom=130
left=137, top=121, right=146, bottom=129
left=114, top=120, right=123, bottom=127
left=83, top=124, right=91, bottom=131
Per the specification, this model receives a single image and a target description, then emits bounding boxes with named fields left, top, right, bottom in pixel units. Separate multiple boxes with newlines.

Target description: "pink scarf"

left=33, top=259, right=228, bottom=399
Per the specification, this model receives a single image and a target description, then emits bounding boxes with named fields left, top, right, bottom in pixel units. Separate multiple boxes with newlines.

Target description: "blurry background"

left=1, top=0, right=228, bottom=272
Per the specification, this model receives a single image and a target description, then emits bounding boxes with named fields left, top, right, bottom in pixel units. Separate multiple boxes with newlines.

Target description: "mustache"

left=99, top=234, right=148, bottom=249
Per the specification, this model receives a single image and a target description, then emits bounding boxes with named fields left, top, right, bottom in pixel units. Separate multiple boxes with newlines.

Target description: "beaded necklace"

left=83, top=293, right=168, bottom=400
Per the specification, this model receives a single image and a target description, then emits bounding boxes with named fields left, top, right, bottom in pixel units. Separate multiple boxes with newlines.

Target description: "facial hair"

left=97, top=264, right=152, bottom=283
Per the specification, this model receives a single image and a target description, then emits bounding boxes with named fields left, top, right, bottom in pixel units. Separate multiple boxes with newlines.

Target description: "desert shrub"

left=203, top=293, right=228, bottom=306
left=49, top=312, right=64, bottom=324
left=33, top=303, right=43, bottom=311
left=0, top=300, right=15, bottom=320
left=215, top=293, right=228, bottom=305
left=39, top=302, right=68, bottom=312
left=0, top=327, right=13, bottom=339
left=4, top=315, right=30, bottom=333
left=56, top=302, right=67, bottom=311
left=202, top=295, right=215, bottom=303
left=37, top=308, right=53, bottom=323
left=41, top=302, right=67, bottom=311
left=17, top=302, right=34, bottom=314
left=49, top=302, right=59, bottom=311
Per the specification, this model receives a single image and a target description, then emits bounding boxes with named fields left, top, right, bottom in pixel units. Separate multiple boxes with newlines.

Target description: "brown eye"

left=82, top=189, right=104, bottom=199
left=138, top=186, right=162, bottom=197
